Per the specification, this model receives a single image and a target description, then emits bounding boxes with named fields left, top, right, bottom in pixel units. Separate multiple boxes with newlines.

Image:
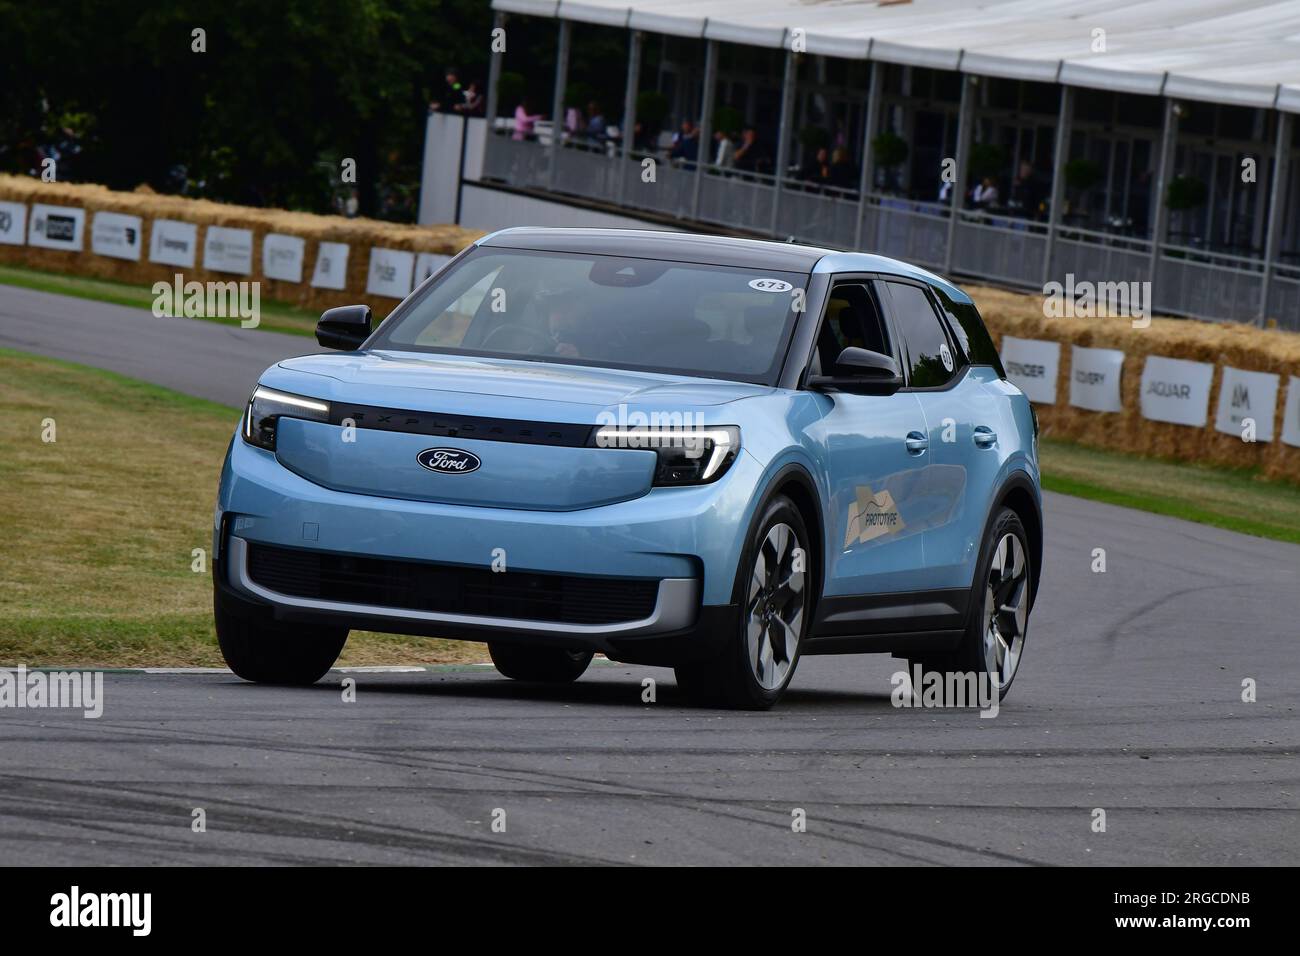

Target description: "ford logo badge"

left=416, top=448, right=481, bottom=474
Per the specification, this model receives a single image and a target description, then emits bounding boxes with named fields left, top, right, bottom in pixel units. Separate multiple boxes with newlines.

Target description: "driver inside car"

left=542, top=289, right=594, bottom=358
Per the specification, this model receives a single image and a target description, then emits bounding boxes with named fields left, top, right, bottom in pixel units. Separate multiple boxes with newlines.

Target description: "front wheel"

left=216, top=601, right=348, bottom=685
left=488, top=643, right=593, bottom=683
left=909, top=507, right=1032, bottom=703
left=674, top=495, right=812, bottom=710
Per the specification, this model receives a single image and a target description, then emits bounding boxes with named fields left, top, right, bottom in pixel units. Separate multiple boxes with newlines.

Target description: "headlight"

left=591, top=425, right=740, bottom=486
left=242, top=386, right=331, bottom=450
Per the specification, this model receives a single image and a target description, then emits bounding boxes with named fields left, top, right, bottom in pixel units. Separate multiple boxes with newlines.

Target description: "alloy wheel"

left=983, top=531, right=1028, bottom=690
left=745, top=522, right=807, bottom=690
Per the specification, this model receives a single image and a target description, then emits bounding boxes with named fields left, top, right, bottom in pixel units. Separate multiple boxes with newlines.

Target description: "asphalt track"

left=1, top=284, right=1298, bottom=865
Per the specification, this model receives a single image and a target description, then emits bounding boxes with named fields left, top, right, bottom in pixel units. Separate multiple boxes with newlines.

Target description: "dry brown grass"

left=0, top=349, right=488, bottom=668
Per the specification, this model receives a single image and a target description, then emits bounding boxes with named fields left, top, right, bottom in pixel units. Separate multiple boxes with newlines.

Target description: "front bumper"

left=214, top=434, right=759, bottom=661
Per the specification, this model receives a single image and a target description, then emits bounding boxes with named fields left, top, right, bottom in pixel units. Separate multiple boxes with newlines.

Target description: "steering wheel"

left=480, top=323, right=554, bottom=354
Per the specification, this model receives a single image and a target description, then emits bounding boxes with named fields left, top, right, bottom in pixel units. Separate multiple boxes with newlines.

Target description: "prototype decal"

left=845, top=486, right=905, bottom=547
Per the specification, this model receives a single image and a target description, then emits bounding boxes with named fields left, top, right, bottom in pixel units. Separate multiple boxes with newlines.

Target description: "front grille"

left=327, top=403, right=595, bottom=447
left=245, top=542, right=660, bottom=626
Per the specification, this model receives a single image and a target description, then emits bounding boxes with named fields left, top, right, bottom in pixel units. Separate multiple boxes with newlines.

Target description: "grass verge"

left=0, top=348, right=486, bottom=668
left=2, top=349, right=1298, bottom=668
left=0, top=262, right=320, bottom=337
left=1039, top=438, right=1300, bottom=544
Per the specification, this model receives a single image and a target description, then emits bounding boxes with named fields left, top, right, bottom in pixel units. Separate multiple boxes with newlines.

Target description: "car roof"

left=476, top=227, right=971, bottom=304
left=479, top=227, right=831, bottom=271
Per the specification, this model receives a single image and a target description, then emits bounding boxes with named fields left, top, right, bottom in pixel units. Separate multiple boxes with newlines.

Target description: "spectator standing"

left=513, top=97, right=544, bottom=141
left=1009, top=161, right=1043, bottom=217
left=804, top=146, right=831, bottom=191
left=733, top=128, right=761, bottom=174
left=564, top=103, right=585, bottom=139
left=714, top=129, right=736, bottom=168
left=585, top=102, right=608, bottom=144
left=971, top=176, right=999, bottom=208
left=454, top=81, right=484, bottom=117
left=829, top=147, right=855, bottom=190
left=670, top=119, right=700, bottom=168
left=429, top=68, right=463, bottom=113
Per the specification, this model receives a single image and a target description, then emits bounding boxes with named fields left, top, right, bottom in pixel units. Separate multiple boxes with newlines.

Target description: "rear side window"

left=938, top=294, right=1005, bottom=376
left=885, top=281, right=956, bottom=388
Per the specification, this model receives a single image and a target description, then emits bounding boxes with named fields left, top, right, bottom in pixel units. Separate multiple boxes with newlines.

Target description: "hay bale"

left=969, top=284, right=1300, bottom=483
left=0, top=174, right=482, bottom=316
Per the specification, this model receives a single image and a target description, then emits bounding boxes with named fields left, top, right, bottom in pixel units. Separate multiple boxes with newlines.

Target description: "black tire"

left=215, top=601, right=348, bottom=685
left=488, top=643, right=593, bottom=683
left=909, top=507, right=1032, bottom=704
left=674, top=494, right=813, bottom=710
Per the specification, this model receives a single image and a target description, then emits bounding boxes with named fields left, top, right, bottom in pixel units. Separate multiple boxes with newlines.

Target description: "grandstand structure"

left=479, top=0, right=1300, bottom=328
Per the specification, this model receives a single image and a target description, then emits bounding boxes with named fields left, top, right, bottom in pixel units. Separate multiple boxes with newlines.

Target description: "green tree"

left=0, top=0, right=493, bottom=217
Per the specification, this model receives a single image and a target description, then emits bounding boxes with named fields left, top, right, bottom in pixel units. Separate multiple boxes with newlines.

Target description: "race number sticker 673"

left=749, top=278, right=793, bottom=293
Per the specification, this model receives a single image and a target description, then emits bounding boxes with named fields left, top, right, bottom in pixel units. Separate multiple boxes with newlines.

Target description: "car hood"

left=260, top=350, right=770, bottom=511
left=270, top=349, right=771, bottom=416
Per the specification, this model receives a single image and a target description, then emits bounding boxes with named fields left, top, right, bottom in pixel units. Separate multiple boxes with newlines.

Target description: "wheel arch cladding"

left=762, top=464, right=826, bottom=614
left=998, top=481, right=1043, bottom=605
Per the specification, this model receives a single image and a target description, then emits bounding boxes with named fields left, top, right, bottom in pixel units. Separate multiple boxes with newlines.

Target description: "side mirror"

left=316, top=304, right=372, bottom=351
left=808, top=346, right=903, bottom=395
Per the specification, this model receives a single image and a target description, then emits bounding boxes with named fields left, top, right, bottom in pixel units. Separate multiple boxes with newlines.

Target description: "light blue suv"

left=214, top=228, right=1041, bottom=709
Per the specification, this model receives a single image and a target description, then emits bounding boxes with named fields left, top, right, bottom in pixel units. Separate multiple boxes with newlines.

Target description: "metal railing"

left=480, top=130, right=1297, bottom=331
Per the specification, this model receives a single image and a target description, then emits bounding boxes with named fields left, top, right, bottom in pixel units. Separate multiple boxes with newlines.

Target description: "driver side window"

left=812, top=282, right=891, bottom=376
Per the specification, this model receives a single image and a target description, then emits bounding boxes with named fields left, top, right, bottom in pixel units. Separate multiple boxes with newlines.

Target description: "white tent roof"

left=493, top=0, right=1300, bottom=112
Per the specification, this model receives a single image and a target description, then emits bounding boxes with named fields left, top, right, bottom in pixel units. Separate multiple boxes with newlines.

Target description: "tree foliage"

left=0, top=0, right=492, bottom=217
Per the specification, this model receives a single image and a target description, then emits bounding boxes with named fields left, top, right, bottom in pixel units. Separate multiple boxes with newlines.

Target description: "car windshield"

left=367, top=246, right=806, bottom=385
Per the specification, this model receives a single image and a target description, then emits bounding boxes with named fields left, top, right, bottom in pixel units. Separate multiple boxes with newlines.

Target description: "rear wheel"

left=674, top=495, right=812, bottom=710
left=488, top=643, right=593, bottom=683
left=909, top=507, right=1031, bottom=703
left=216, top=601, right=348, bottom=685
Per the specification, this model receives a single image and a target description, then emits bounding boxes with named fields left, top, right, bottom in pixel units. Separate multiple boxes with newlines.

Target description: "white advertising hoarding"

left=1140, top=356, right=1214, bottom=427
left=203, top=225, right=254, bottom=275
left=0, top=201, right=27, bottom=246
left=1068, top=345, right=1124, bottom=413
left=1000, top=336, right=1060, bottom=405
left=415, top=251, right=452, bottom=285
left=28, top=204, right=85, bottom=251
left=1278, top=376, right=1300, bottom=448
left=90, top=211, right=143, bottom=261
left=311, top=241, right=349, bottom=290
left=262, top=233, right=306, bottom=283
left=367, top=247, right=415, bottom=298
left=149, top=219, right=198, bottom=268
left=1214, top=367, right=1279, bottom=442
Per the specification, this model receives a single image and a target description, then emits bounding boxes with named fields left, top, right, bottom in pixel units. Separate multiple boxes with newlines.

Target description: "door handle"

left=905, top=431, right=929, bottom=455
left=973, top=426, right=997, bottom=448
